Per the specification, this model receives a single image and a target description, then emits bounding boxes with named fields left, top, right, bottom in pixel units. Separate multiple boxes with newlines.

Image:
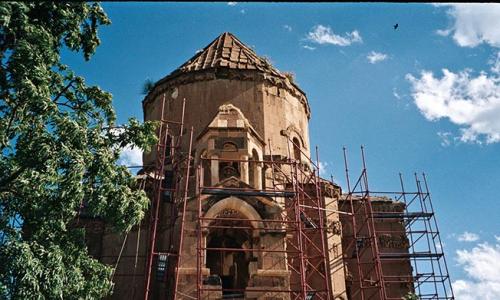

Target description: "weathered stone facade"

left=338, top=196, right=413, bottom=300
left=82, top=32, right=413, bottom=300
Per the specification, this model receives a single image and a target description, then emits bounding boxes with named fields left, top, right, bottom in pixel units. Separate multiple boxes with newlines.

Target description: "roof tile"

left=175, top=32, right=284, bottom=78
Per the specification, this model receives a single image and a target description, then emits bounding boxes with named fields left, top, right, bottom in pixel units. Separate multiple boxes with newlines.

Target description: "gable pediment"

left=208, top=103, right=249, bottom=129
left=196, top=103, right=264, bottom=145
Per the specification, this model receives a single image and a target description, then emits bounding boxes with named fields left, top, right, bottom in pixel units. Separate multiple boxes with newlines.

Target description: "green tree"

left=0, top=2, right=156, bottom=299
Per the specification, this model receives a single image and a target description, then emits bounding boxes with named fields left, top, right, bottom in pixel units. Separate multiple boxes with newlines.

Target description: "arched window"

left=164, top=134, right=172, bottom=164
left=219, top=162, right=240, bottom=180
left=161, top=134, right=174, bottom=202
left=222, top=142, right=238, bottom=152
left=292, top=137, right=301, bottom=161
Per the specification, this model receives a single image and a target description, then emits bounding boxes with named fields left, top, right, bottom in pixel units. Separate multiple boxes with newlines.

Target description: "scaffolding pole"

left=340, top=147, right=455, bottom=300
left=169, top=140, right=333, bottom=300
left=143, top=97, right=192, bottom=300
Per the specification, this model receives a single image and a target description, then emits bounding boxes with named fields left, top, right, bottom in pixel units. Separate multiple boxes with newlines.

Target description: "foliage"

left=0, top=2, right=157, bottom=298
left=283, top=71, right=296, bottom=84
left=261, top=55, right=274, bottom=67
left=142, top=78, right=156, bottom=95
left=402, top=292, right=419, bottom=300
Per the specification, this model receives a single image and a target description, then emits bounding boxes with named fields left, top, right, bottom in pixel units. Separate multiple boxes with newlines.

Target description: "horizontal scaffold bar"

left=201, top=188, right=295, bottom=198
left=372, top=212, right=434, bottom=219
left=380, top=252, right=443, bottom=259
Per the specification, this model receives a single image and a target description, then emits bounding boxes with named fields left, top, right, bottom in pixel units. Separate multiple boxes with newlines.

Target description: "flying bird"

left=394, top=23, right=399, bottom=30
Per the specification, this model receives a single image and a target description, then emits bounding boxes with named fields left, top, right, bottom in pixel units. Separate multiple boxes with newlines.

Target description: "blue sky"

left=63, top=3, right=500, bottom=299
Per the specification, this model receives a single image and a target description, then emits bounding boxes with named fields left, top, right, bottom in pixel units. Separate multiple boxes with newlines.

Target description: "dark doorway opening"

left=206, top=219, right=253, bottom=298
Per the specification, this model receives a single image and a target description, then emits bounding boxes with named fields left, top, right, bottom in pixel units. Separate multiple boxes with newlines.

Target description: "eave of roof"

left=143, top=32, right=308, bottom=100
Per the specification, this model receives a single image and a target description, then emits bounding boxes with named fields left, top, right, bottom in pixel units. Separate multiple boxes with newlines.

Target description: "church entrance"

left=206, top=215, right=253, bottom=299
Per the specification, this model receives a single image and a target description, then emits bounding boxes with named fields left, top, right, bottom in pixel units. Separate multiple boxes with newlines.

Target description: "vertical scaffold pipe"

left=144, top=94, right=167, bottom=300
left=172, top=127, right=194, bottom=300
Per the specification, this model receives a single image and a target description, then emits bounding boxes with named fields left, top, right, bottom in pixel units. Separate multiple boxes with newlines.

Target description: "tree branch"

left=52, top=79, right=76, bottom=104
left=54, top=101, right=76, bottom=110
left=0, top=166, right=26, bottom=189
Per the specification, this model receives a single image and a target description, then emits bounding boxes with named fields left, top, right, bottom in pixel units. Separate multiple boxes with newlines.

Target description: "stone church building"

left=82, top=32, right=454, bottom=300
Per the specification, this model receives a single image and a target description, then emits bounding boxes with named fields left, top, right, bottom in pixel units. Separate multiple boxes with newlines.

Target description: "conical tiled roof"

left=146, top=32, right=309, bottom=116
left=159, top=32, right=286, bottom=82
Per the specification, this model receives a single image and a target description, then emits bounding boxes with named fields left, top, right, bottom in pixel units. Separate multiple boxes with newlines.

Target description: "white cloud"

left=452, top=242, right=500, bottom=300
left=366, top=51, right=388, bottom=64
left=490, top=51, right=500, bottom=74
left=392, top=87, right=401, bottom=100
left=108, top=127, right=125, bottom=137
left=118, top=146, right=143, bottom=167
left=413, top=5, right=500, bottom=144
left=437, top=4, right=500, bottom=48
left=495, top=235, right=500, bottom=242
left=436, top=28, right=452, bottom=37
left=306, top=25, right=362, bottom=46
left=227, top=2, right=237, bottom=6
left=284, top=25, right=292, bottom=32
left=406, top=67, right=500, bottom=144
left=318, top=161, right=330, bottom=177
left=437, top=131, right=453, bottom=147
left=457, top=231, right=480, bottom=242
left=302, top=45, right=316, bottom=51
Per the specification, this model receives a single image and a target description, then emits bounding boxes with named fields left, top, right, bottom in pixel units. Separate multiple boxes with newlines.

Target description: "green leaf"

left=0, top=2, right=156, bottom=298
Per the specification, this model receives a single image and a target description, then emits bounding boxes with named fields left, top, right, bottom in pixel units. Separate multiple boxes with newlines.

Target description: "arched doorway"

left=206, top=217, right=252, bottom=297
left=203, top=197, right=263, bottom=298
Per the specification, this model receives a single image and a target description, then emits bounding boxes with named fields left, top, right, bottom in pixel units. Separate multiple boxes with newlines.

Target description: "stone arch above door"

left=203, top=196, right=264, bottom=233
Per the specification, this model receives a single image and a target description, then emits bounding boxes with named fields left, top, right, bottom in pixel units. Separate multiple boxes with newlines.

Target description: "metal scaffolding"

left=140, top=96, right=455, bottom=300
left=340, top=147, right=455, bottom=300
left=143, top=95, right=194, bottom=300
left=171, top=138, right=333, bottom=300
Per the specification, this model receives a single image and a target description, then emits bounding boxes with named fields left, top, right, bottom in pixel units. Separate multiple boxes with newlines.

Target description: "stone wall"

left=88, top=55, right=353, bottom=300
left=142, top=71, right=310, bottom=168
left=338, top=197, right=413, bottom=300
